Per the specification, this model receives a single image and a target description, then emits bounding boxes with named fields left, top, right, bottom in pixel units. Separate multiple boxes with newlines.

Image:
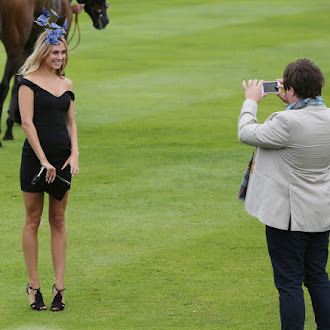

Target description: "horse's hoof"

left=3, top=133, right=13, bottom=141
left=0, top=141, right=2, bottom=147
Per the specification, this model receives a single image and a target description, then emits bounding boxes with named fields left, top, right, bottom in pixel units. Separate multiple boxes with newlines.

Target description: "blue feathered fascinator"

left=34, top=8, right=67, bottom=45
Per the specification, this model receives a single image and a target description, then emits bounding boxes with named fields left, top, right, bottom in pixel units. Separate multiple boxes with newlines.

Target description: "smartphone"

left=262, top=81, right=280, bottom=94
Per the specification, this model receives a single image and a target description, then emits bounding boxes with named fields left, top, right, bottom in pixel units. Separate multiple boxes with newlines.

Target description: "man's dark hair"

left=283, top=58, right=325, bottom=99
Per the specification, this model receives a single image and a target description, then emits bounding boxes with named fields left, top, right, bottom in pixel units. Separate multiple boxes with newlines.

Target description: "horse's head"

left=77, top=0, right=109, bottom=30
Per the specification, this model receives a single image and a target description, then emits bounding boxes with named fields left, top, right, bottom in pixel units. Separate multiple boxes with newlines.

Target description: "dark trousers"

left=266, top=226, right=330, bottom=330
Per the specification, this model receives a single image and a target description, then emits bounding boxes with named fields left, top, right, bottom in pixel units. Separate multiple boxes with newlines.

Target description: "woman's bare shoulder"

left=23, top=73, right=38, bottom=83
left=62, top=77, right=73, bottom=91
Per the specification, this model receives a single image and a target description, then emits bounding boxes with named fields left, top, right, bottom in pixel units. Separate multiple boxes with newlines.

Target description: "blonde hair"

left=19, top=31, right=69, bottom=77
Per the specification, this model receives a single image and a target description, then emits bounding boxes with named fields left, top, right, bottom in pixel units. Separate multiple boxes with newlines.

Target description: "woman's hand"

left=40, top=159, right=56, bottom=183
left=61, top=153, right=79, bottom=177
left=242, top=79, right=266, bottom=103
left=275, top=79, right=289, bottom=104
left=71, top=4, right=85, bottom=14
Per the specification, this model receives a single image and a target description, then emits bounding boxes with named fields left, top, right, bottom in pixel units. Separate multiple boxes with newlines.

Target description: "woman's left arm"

left=62, top=81, right=79, bottom=176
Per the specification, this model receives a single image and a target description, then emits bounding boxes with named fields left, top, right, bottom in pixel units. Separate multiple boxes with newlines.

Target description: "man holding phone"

left=238, top=58, right=330, bottom=329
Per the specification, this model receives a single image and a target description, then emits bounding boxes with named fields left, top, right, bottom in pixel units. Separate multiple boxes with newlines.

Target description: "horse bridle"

left=68, top=1, right=109, bottom=50
left=97, top=2, right=109, bottom=18
left=85, top=2, right=109, bottom=17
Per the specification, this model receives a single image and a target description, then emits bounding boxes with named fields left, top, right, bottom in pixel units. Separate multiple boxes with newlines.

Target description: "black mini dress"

left=18, top=78, right=75, bottom=193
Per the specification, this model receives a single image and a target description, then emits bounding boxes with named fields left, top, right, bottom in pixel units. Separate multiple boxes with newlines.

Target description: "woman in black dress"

left=18, top=30, right=79, bottom=311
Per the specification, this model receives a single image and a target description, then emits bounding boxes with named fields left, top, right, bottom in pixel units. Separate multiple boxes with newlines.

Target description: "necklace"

left=50, top=76, right=57, bottom=84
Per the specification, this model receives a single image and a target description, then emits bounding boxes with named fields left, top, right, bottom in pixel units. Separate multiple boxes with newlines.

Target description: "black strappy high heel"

left=26, top=283, right=47, bottom=310
left=51, top=284, right=66, bottom=312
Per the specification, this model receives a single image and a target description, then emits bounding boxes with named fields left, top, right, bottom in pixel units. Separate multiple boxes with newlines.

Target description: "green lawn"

left=1, top=0, right=330, bottom=328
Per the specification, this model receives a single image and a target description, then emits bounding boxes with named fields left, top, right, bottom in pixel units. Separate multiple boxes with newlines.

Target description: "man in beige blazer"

left=238, top=58, right=330, bottom=329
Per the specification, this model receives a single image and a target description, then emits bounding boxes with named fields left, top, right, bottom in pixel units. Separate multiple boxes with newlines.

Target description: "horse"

left=0, top=0, right=109, bottom=147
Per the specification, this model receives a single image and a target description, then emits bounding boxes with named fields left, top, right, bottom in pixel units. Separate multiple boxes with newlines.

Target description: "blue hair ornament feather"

left=34, top=7, right=67, bottom=45
left=43, top=8, right=50, bottom=16
left=50, top=8, right=64, bottom=19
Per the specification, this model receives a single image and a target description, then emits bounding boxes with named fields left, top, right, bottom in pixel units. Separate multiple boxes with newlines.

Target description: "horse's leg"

left=0, top=14, right=2, bottom=40
left=3, top=44, right=27, bottom=141
left=1, top=1, right=34, bottom=142
left=0, top=49, right=26, bottom=142
left=3, top=75, right=20, bottom=140
left=0, top=54, right=18, bottom=146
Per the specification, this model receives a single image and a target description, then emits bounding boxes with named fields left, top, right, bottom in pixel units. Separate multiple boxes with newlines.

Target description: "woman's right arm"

left=18, top=85, right=56, bottom=183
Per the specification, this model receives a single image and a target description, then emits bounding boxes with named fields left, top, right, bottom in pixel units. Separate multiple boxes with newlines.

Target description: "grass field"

left=1, top=0, right=330, bottom=328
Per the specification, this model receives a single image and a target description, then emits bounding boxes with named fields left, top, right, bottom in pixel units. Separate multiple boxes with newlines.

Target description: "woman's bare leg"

left=22, top=191, right=46, bottom=309
left=49, top=191, right=69, bottom=310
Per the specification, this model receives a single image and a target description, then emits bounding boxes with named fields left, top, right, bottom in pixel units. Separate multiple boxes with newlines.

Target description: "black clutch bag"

left=31, top=166, right=71, bottom=201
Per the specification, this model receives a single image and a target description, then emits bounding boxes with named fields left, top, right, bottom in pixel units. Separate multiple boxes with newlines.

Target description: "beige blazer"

left=238, top=99, right=330, bottom=232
